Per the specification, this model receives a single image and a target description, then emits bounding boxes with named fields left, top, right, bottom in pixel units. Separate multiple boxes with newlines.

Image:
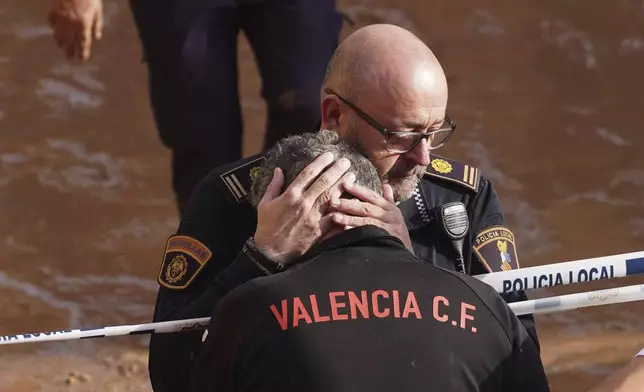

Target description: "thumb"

left=261, top=167, right=284, bottom=203
left=382, top=183, right=395, bottom=203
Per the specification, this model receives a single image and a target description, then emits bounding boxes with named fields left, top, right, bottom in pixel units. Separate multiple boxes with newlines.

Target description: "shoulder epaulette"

left=219, top=155, right=266, bottom=203
left=424, top=155, right=480, bottom=193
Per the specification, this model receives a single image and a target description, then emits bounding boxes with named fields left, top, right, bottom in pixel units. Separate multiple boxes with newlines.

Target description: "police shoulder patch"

left=158, top=235, right=213, bottom=290
left=220, top=156, right=266, bottom=203
left=473, top=226, right=520, bottom=273
left=424, top=155, right=480, bottom=192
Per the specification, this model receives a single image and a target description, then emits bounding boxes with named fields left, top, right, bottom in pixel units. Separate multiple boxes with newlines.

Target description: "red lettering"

left=348, top=291, right=370, bottom=319
left=372, top=290, right=390, bottom=318
left=392, top=290, right=400, bottom=318
left=309, top=294, right=330, bottom=323
left=402, top=291, right=422, bottom=319
left=270, top=300, right=289, bottom=331
left=292, top=297, right=312, bottom=328
left=460, top=302, right=476, bottom=330
left=433, top=296, right=449, bottom=322
left=329, top=292, right=348, bottom=320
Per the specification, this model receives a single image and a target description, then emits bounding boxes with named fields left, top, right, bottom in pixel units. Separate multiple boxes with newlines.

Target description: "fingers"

left=305, top=157, right=352, bottom=202
left=342, top=182, right=390, bottom=209
left=383, top=184, right=395, bottom=203
left=64, top=41, right=76, bottom=60
left=48, top=8, right=99, bottom=61
left=330, top=213, right=379, bottom=230
left=313, top=171, right=356, bottom=213
left=93, top=9, right=103, bottom=40
left=329, top=198, right=386, bottom=220
left=285, top=152, right=335, bottom=197
left=79, top=21, right=93, bottom=60
left=50, top=22, right=80, bottom=60
left=260, top=167, right=284, bottom=204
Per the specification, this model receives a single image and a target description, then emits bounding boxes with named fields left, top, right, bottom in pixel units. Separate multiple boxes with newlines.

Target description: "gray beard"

left=342, top=129, right=424, bottom=202
left=388, top=171, right=423, bottom=202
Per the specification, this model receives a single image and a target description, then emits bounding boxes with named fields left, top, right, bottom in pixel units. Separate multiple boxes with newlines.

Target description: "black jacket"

left=148, top=154, right=539, bottom=392
left=188, top=226, right=549, bottom=392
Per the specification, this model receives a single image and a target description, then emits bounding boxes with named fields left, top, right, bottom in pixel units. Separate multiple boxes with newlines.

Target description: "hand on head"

left=252, top=149, right=355, bottom=264
left=329, top=181, right=413, bottom=251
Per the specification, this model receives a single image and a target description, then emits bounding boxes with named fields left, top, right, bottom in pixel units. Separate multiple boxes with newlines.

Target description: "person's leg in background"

left=129, top=0, right=242, bottom=217
left=241, top=0, right=344, bottom=150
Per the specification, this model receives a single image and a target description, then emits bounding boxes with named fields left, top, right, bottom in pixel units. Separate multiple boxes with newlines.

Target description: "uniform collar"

left=399, top=183, right=434, bottom=230
left=299, top=225, right=407, bottom=262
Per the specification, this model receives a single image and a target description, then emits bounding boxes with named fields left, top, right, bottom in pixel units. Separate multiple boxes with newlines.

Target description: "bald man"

left=187, top=130, right=549, bottom=392
left=148, top=24, right=538, bottom=391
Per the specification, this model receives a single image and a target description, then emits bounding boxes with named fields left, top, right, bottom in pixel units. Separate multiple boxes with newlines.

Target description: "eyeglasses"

left=325, top=88, right=456, bottom=153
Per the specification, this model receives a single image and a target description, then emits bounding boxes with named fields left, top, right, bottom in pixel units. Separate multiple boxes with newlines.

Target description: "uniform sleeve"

left=186, top=283, right=260, bottom=392
left=469, top=177, right=541, bottom=352
left=148, top=171, right=264, bottom=392
left=478, top=284, right=549, bottom=392
left=500, top=307, right=550, bottom=391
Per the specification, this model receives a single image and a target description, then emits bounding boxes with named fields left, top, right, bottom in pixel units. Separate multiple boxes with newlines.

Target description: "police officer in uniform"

left=187, top=130, right=549, bottom=392
left=149, top=24, right=539, bottom=391
left=48, top=0, right=344, bottom=215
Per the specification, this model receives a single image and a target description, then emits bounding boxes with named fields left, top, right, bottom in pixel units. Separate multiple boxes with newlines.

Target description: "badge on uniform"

left=424, top=155, right=481, bottom=192
left=158, top=235, right=213, bottom=290
left=473, top=226, right=520, bottom=272
left=220, top=156, right=266, bottom=203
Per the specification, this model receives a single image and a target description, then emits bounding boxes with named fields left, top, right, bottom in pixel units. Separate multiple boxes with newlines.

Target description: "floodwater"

left=1, top=0, right=644, bottom=390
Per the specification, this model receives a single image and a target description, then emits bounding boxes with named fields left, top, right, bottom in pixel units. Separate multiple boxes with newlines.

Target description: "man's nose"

left=405, top=138, right=431, bottom=166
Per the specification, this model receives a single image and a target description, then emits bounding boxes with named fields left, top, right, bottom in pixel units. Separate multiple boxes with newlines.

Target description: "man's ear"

left=320, top=95, right=341, bottom=130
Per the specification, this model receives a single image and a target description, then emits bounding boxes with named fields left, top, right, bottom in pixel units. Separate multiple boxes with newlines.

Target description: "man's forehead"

left=364, top=77, right=445, bottom=108
left=400, top=107, right=447, bottom=129
left=369, top=96, right=447, bottom=128
left=401, top=107, right=447, bottom=128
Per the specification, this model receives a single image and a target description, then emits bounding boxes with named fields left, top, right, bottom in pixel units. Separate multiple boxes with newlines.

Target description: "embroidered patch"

left=158, top=235, right=213, bottom=290
left=220, top=156, right=266, bottom=203
left=473, top=226, right=520, bottom=272
left=424, top=155, right=480, bottom=192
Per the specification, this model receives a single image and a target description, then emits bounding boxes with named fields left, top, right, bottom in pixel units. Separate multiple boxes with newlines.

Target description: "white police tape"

left=475, top=250, right=644, bottom=294
left=509, top=284, right=644, bottom=316
left=2, top=285, right=643, bottom=346
left=2, top=284, right=643, bottom=346
left=2, top=251, right=644, bottom=346
left=0, top=317, right=210, bottom=346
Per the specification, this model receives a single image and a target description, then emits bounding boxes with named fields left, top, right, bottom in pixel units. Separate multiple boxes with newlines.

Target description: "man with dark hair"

left=187, top=130, right=549, bottom=392
left=148, top=23, right=538, bottom=390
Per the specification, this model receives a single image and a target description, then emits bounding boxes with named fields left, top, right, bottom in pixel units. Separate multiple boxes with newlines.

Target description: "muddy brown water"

left=1, top=0, right=644, bottom=390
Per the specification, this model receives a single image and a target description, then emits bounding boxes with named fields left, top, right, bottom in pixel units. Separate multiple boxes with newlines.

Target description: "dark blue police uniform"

left=128, top=0, right=343, bottom=214
left=148, top=154, right=539, bottom=391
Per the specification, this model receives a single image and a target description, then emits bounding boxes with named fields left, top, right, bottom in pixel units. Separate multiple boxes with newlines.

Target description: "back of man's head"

left=249, top=130, right=382, bottom=207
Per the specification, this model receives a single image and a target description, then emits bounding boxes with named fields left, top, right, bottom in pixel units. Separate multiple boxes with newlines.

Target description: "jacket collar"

left=299, top=225, right=408, bottom=262
left=399, top=183, right=434, bottom=231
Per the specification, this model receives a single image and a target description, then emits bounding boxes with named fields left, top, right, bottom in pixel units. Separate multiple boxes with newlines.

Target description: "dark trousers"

left=129, top=0, right=343, bottom=215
